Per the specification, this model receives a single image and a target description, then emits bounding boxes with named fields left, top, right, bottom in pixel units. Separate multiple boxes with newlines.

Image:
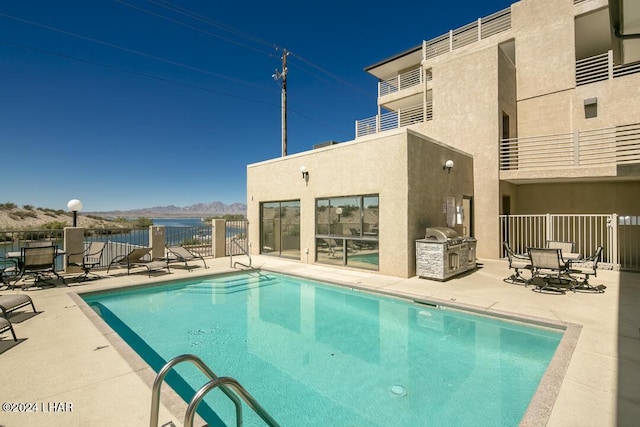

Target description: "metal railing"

left=165, top=225, right=212, bottom=257
left=500, top=213, right=640, bottom=271
left=576, top=50, right=640, bottom=86
left=356, top=103, right=431, bottom=137
left=225, top=219, right=248, bottom=256
left=423, top=7, right=511, bottom=61
left=379, top=67, right=423, bottom=96
left=150, top=354, right=279, bottom=427
left=500, top=122, right=640, bottom=171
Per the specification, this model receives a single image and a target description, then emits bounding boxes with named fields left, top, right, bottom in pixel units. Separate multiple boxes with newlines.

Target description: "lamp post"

left=67, top=199, right=83, bottom=227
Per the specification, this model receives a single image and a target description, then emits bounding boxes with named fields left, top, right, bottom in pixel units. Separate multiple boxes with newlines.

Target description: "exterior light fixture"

left=336, top=207, right=343, bottom=222
left=443, top=159, right=454, bottom=173
left=67, top=199, right=83, bottom=227
left=300, top=166, right=309, bottom=179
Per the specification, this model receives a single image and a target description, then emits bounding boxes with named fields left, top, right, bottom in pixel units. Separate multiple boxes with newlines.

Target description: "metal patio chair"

left=67, top=241, right=107, bottom=281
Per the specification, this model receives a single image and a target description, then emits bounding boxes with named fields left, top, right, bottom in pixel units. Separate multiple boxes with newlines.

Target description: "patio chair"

left=17, top=245, right=66, bottom=289
left=528, top=247, right=577, bottom=294
left=67, top=241, right=106, bottom=281
left=165, top=245, right=208, bottom=271
left=0, top=257, right=20, bottom=290
left=546, top=240, right=575, bottom=253
left=107, top=247, right=170, bottom=277
left=0, top=316, right=17, bottom=341
left=0, top=294, right=37, bottom=319
left=570, top=246, right=606, bottom=293
left=503, top=242, right=531, bottom=285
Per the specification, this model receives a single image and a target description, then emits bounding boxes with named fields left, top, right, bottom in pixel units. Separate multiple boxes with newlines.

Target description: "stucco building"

left=247, top=0, right=640, bottom=277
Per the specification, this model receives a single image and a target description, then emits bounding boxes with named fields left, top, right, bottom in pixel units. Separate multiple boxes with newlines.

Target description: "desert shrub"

left=0, top=202, right=17, bottom=210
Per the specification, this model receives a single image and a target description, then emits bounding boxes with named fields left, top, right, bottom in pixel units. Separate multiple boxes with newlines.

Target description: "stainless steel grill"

left=416, top=227, right=477, bottom=280
left=425, top=227, right=463, bottom=247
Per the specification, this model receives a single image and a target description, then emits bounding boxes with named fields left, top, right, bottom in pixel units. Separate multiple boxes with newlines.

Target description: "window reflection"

left=316, top=195, right=379, bottom=270
left=261, top=200, right=300, bottom=259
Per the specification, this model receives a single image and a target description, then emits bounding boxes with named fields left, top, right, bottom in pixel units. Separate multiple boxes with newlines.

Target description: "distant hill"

left=89, top=201, right=247, bottom=218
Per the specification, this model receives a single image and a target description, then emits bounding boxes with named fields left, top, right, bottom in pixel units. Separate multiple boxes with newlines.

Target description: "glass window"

left=315, top=195, right=379, bottom=270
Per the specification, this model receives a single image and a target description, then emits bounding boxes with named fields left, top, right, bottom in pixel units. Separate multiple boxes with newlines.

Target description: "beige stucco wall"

left=513, top=181, right=640, bottom=214
left=414, top=46, right=504, bottom=259
left=512, top=0, right=575, bottom=102
left=246, top=129, right=473, bottom=278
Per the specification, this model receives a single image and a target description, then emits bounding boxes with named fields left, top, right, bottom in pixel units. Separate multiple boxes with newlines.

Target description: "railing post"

left=610, top=213, right=619, bottom=269
left=477, top=18, right=482, bottom=40
left=546, top=213, right=553, bottom=243
left=422, top=40, right=426, bottom=61
left=573, top=130, right=580, bottom=166
left=449, top=30, right=453, bottom=52
left=608, top=49, right=614, bottom=80
left=212, top=219, right=226, bottom=258
left=150, top=226, right=165, bottom=260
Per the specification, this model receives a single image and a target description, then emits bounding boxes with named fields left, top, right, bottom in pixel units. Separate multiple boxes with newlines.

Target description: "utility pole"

left=272, top=49, right=289, bottom=157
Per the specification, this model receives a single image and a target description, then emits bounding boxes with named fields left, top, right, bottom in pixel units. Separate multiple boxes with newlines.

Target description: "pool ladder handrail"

left=230, top=237, right=252, bottom=269
left=150, top=354, right=279, bottom=427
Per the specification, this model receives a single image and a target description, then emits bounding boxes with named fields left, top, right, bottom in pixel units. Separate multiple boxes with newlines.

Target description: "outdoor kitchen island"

left=416, top=227, right=477, bottom=281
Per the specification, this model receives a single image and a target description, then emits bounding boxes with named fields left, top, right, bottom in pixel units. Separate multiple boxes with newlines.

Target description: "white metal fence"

left=500, top=214, right=640, bottom=271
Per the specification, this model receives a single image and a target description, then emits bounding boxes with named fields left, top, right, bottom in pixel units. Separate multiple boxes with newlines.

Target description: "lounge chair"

left=67, top=241, right=106, bottom=281
left=503, top=242, right=531, bottom=285
left=0, top=316, right=17, bottom=341
left=165, top=245, right=208, bottom=271
left=17, top=245, right=66, bottom=289
left=570, top=246, right=606, bottom=293
left=107, top=247, right=170, bottom=277
left=0, top=294, right=37, bottom=318
left=528, top=247, right=577, bottom=294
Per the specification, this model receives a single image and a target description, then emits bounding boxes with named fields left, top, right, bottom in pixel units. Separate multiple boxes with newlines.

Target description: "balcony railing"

left=423, top=7, right=511, bottom=61
left=356, top=103, right=431, bottom=137
left=500, top=122, right=640, bottom=171
left=576, top=50, right=640, bottom=86
left=379, top=68, right=425, bottom=96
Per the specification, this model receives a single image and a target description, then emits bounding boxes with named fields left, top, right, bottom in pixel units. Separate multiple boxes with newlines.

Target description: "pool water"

left=84, top=272, right=562, bottom=426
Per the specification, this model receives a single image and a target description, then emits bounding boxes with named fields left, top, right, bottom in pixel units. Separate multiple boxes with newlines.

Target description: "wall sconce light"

left=67, top=198, right=83, bottom=227
left=300, top=166, right=309, bottom=180
left=443, top=159, right=454, bottom=173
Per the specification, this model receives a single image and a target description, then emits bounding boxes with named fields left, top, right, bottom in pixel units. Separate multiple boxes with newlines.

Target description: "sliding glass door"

left=260, top=200, right=300, bottom=259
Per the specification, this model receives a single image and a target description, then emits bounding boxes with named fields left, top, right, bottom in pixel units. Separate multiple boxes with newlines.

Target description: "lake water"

left=151, top=218, right=207, bottom=227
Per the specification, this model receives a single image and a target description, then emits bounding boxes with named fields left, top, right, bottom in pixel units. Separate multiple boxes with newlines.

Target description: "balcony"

left=423, top=8, right=511, bottom=61
left=576, top=50, right=640, bottom=86
left=355, top=103, right=432, bottom=138
left=500, top=122, right=640, bottom=181
left=379, top=68, right=429, bottom=97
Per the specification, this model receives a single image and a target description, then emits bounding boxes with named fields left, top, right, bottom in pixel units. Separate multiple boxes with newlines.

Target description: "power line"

left=0, top=12, right=267, bottom=88
left=0, top=39, right=279, bottom=108
left=112, top=0, right=276, bottom=58
left=0, top=39, right=353, bottom=138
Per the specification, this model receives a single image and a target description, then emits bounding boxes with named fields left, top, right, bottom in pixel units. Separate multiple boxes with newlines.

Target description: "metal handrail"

left=150, top=354, right=242, bottom=427
left=230, top=237, right=252, bottom=269
left=185, top=376, right=280, bottom=427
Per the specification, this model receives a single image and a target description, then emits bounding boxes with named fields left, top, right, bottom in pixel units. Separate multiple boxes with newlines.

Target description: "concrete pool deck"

left=0, top=255, right=638, bottom=426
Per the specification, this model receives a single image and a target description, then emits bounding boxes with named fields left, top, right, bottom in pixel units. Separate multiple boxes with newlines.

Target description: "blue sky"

left=1, top=0, right=513, bottom=212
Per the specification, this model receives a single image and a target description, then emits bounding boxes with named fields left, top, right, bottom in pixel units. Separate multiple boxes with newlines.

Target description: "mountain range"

left=89, top=201, right=247, bottom=218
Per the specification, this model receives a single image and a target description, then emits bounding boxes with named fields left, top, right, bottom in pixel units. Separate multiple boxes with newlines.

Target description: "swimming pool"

left=83, top=271, right=563, bottom=426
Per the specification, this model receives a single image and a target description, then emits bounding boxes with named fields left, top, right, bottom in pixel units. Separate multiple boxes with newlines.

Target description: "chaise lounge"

left=165, top=245, right=208, bottom=271
left=0, top=293, right=37, bottom=319
left=107, top=247, right=170, bottom=277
